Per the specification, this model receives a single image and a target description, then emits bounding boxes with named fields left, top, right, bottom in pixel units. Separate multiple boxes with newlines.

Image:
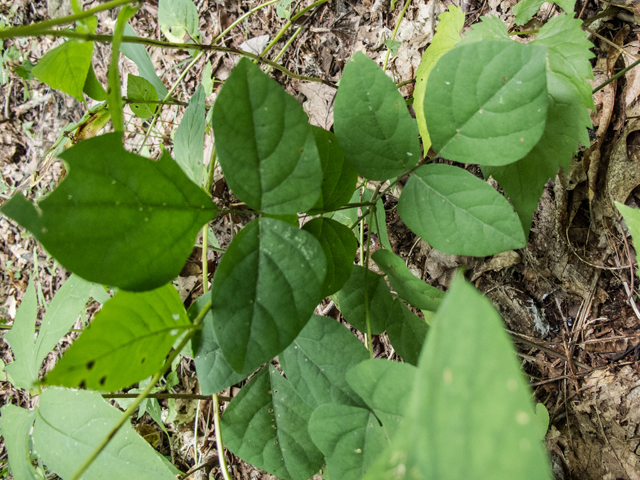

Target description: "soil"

left=2, top=0, right=640, bottom=479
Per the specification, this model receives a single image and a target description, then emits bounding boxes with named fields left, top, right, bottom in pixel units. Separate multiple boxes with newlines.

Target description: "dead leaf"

left=296, top=82, right=335, bottom=130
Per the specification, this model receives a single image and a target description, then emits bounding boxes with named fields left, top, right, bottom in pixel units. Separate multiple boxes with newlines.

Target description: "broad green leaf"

left=334, top=52, right=420, bottom=181
left=1, top=133, right=217, bottom=291
left=346, top=359, right=416, bottom=438
left=44, top=284, right=191, bottom=391
left=221, top=366, right=324, bottom=480
left=158, top=0, right=199, bottom=42
left=127, top=74, right=158, bottom=119
left=212, top=58, right=322, bottom=214
left=616, top=203, right=640, bottom=278
left=535, top=403, right=550, bottom=439
left=337, top=265, right=394, bottom=335
left=33, top=40, right=94, bottom=102
left=308, top=404, right=388, bottom=480
left=3, top=280, right=38, bottom=389
left=372, top=249, right=444, bottom=311
left=308, top=127, right=358, bottom=214
left=174, top=85, right=206, bottom=184
left=414, top=5, right=464, bottom=149
left=190, top=295, right=247, bottom=395
left=482, top=72, right=591, bottom=236
left=211, top=217, right=325, bottom=375
left=279, top=314, right=369, bottom=409
left=362, top=275, right=551, bottom=480
left=0, top=405, right=40, bottom=480
left=32, top=388, right=176, bottom=480
left=83, top=64, right=107, bottom=101
left=121, top=23, right=169, bottom=98
left=397, top=164, right=526, bottom=256
left=385, top=299, right=428, bottom=366
left=458, top=14, right=510, bottom=44
left=302, top=217, right=358, bottom=297
left=513, top=0, right=575, bottom=26
left=532, top=14, right=595, bottom=110
left=424, top=40, right=548, bottom=166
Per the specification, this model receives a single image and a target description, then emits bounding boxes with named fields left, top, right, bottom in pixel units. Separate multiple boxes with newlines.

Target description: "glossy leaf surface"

left=190, top=295, right=247, bottom=395
left=174, top=85, right=206, bottom=185
left=279, top=314, right=369, bottom=409
left=221, top=366, right=324, bottom=480
left=212, top=58, right=322, bottom=214
left=302, top=217, right=358, bottom=297
left=211, top=218, right=325, bottom=375
left=337, top=265, right=395, bottom=335
left=33, top=40, right=93, bottom=102
left=334, top=52, right=420, bottom=181
left=414, top=5, right=464, bottom=149
left=32, top=388, right=176, bottom=480
left=363, top=276, right=551, bottom=480
left=1, top=133, right=217, bottom=291
left=424, top=40, right=548, bottom=166
left=308, top=127, right=358, bottom=214
left=44, top=284, right=191, bottom=391
left=397, top=164, right=526, bottom=256
left=372, top=249, right=444, bottom=311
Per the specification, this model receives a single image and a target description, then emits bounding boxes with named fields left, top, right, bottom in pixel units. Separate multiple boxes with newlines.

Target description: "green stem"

left=265, top=23, right=305, bottom=74
left=508, top=29, right=539, bottom=35
left=214, top=0, right=279, bottom=44
left=103, top=392, right=231, bottom=401
left=383, top=0, right=412, bottom=71
left=0, top=0, right=140, bottom=39
left=34, top=31, right=337, bottom=88
left=122, top=97, right=188, bottom=106
left=593, top=57, right=640, bottom=94
left=69, top=302, right=212, bottom=480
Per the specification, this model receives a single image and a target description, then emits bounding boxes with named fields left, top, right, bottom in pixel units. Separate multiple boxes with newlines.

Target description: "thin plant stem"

left=214, top=0, right=279, bottom=44
left=33, top=32, right=337, bottom=88
left=213, top=391, right=231, bottom=480
left=0, top=0, right=140, bottom=39
left=265, top=24, right=304, bottom=74
left=103, top=392, right=232, bottom=401
left=383, top=0, right=412, bottom=71
left=593, top=56, right=640, bottom=93
left=69, top=302, right=212, bottom=480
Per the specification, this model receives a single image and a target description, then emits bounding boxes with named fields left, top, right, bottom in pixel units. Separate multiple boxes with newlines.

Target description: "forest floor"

left=2, top=0, right=640, bottom=478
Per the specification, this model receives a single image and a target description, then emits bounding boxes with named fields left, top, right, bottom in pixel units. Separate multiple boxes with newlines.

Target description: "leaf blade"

left=33, top=40, right=94, bottom=101
left=174, top=85, right=206, bottom=185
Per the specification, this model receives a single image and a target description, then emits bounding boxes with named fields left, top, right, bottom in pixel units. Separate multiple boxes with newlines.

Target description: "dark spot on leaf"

left=87, top=360, right=95, bottom=370
left=141, top=357, right=146, bottom=364
left=100, top=376, right=107, bottom=386
left=79, top=380, right=86, bottom=389
left=502, top=76, right=507, bottom=82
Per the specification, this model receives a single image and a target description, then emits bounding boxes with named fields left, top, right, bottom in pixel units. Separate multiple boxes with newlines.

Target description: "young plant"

left=0, top=0, right=592, bottom=479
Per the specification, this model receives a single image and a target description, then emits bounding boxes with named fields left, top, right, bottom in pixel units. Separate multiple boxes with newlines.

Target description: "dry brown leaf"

left=296, top=82, right=335, bottom=130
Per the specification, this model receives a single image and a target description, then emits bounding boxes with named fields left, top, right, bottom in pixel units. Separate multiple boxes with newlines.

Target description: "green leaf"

left=0, top=405, right=40, bottom=480
left=1, top=133, right=217, bottom=291
left=202, top=60, right=214, bottom=96
left=458, top=14, right=510, bottom=44
left=513, top=0, right=575, bottom=26
left=372, top=249, right=444, bottom=311
left=211, top=217, right=325, bottom=375
left=158, top=0, right=199, bottom=42
left=44, top=284, right=191, bottom=391
left=309, top=404, right=388, bottom=480
left=329, top=189, right=362, bottom=236
left=337, top=265, right=394, bottom=335
left=346, top=359, right=416, bottom=438
left=121, top=23, right=169, bottom=98
left=127, top=74, right=158, bottom=119
left=532, top=14, right=595, bottom=110
left=334, top=52, right=420, bottom=181
left=221, top=366, right=324, bottom=480
left=424, top=40, right=548, bottom=166
left=385, top=39, right=401, bottom=57
left=83, top=64, right=107, bottom=101
left=212, top=58, right=322, bottom=214
left=33, top=40, right=94, bottom=102
left=482, top=72, right=592, bottom=236
left=535, top=403, right=550, bottom=439
left=32, top=388, right=176, bottom=480
left=616, top=203, right=640, bottom=278
left=414, top=5, right=464, bottom=149
left=308, top=127, right=359, bottom=214
left=276, top=0, right=294, bottom=18
left=3, top=279, right=38, bottom=389
left=174, top=85, right=206, bottom=185
left=362, top=188, right=392, bottom=252
left=190, top=295, right=247, bottom=395
left=302, top=217, right=358, bottom=297
left=397, top=164, right=526, bottom=256
left=385, top=299, right=428, bottom=366
left=362, top=275, right=551, bottom=480
left=279, top=314, right=369, bottom=409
